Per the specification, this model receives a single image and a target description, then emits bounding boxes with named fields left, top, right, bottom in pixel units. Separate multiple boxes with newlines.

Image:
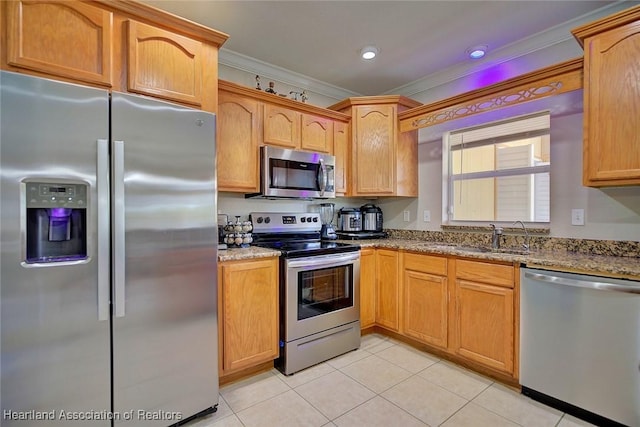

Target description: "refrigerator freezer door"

left=1, top=72, right=111, bottom=425
left=111, top=93, right=218, bottom=426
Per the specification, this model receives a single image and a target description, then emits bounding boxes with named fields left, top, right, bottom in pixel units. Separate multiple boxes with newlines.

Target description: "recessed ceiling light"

left=360, top=46, right=379, bottom=60
left=466, top=45, right=488, bottom=59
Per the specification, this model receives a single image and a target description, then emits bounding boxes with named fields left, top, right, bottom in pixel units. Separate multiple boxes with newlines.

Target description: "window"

left=443, top=111, right=550, bottom=223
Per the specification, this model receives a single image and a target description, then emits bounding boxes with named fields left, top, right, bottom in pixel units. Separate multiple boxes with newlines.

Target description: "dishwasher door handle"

left=524, top=271, right=640, bottom=294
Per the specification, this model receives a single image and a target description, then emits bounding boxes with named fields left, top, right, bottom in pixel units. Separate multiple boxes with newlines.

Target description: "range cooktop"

left=250, top=212, right=360, bottom=258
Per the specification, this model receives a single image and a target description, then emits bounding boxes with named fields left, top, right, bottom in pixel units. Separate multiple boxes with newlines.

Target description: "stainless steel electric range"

left=250, top=212, right=361, bottom=375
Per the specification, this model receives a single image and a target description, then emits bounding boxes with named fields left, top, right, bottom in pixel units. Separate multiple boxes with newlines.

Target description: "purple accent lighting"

left=49, top=208, right=72, bottom=217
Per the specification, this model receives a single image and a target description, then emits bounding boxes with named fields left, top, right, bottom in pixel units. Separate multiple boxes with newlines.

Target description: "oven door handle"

left=286, top=252, right=360, bottom=269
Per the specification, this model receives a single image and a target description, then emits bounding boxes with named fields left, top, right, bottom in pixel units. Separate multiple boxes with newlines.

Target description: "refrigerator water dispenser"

left=25, top=182, right=88, bottom=263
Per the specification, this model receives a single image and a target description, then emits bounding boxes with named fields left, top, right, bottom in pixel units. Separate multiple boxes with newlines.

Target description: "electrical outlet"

left=423, top=210, right=431, bottom=222
left=571, top=209, right=585, bottom=226
left=403, top=210, right=410, bottom=222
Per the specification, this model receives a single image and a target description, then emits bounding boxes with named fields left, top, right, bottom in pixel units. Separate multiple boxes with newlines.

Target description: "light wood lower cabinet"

left=375, top=249, right=399, bottom=331
left=361, top=249, right=518, bottom=379
left=402, top=253, right=448, bottom=349
left=452, top=259, right=516, bottom=375
left=218, top=257, right=279, bottom=376
left=359, top=248, right=376, bottom=328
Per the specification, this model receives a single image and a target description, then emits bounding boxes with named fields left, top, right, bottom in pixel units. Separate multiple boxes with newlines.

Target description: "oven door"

left=284, top=251, right=360, bottom=341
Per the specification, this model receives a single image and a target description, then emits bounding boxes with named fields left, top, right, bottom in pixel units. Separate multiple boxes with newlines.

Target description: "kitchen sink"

left=456, top=246, right=530, bottom=255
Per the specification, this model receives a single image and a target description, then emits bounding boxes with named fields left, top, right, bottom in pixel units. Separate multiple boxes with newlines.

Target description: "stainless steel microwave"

left=249, top=146, right=336, bottom=199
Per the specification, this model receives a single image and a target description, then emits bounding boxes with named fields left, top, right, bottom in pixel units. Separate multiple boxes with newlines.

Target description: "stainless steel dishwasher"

left=520, top=268, right=640, bottom=427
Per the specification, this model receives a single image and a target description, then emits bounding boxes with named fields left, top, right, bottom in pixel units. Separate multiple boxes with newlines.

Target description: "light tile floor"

left=185, top=334, right=596, bottom=427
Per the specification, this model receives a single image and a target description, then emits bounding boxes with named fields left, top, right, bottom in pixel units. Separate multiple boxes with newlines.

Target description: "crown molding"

left=219, top=49, right=361, bottom=100
left=218, top=2, right=633, bottom=101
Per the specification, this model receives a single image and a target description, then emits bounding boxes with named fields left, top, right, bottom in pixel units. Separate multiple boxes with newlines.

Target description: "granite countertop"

left=217, top=238, right=640, bottom=280
left=218, top=246, right=280, bottom=262
left=348, top=238, right=640, bottom=280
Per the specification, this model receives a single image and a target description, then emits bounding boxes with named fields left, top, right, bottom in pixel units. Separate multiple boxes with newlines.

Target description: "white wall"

left=378, top=110, right=640, bottom=241
left=216, top=2, right=640, bottom=241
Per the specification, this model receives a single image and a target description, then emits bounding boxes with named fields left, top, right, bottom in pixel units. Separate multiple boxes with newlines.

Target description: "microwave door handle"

left=318, top=158, right=327, bottom=196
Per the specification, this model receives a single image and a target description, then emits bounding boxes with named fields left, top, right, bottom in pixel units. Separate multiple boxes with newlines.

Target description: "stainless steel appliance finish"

left=283, top=252, right=360, bottom=375
left=251, top=146, right=336, bottom=199
left=1, top=72, right=219, bottom=426
left=360, top=203, right=383, bottom=232
left=520, top=268, right=640, bottom=427
left=338, top=207, right=362, bottom=231
left=251, top=211, right=360, bottom=376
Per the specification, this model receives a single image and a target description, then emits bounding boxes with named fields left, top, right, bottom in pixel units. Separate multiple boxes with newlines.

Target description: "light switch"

left=403, top=210, right=410, bottom=222
left=423, top=210, right=431, bottom=222
left=571, top=209, right=585, bottom=226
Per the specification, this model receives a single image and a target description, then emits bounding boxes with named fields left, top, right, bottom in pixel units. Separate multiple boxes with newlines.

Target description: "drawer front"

left=456, top=259, right=514, bottom=288
left=404, top=252, right=447, bottom=276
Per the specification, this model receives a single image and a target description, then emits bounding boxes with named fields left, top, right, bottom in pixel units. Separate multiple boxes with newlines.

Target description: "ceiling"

left=141, top=1, right=627, bottom=96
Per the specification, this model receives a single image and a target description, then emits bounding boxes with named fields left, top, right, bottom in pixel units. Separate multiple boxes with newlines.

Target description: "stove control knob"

left=307, top=216, right=313, bottom=223
left=301, top=217, right=306, bottom=223
left=312, top=217, right=318, bottom=222
left=256, top=217, right=263, bottom=224
left=264, top=217, right=271, bottom=224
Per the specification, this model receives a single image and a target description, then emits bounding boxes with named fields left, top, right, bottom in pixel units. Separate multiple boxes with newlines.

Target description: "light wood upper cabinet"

left=333, top=121, right=350, bottom=194
left=452, top=259, right=515, bottom=375
left=218, top=258, right=279, bottom=376
left=4, top=0, right=113, bottom=86
left=263, top=105, right=301, bottom=149
left=402, top=253, right=448, bottom=349
left=328, top=96, right=420, bottom=197
left=359, top=248, right=376, bottom=329
left=216, top=80, right=350, bottom=193
left=301, top=113, right=333, bottom=153
left=355, top=105, right=396, bottom=195
left=572, top=6, right=640, bottom=187
left=375, top=249, right=400, bottom=331
left=217, top=89, right=262, bottom=193
left=2, top=0, right=227, bottom=112
left=127, top=20, right=203, bottom=106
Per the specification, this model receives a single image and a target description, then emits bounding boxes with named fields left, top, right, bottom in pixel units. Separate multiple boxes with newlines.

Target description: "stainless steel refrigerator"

left=1, top=71, right=219, bottom=426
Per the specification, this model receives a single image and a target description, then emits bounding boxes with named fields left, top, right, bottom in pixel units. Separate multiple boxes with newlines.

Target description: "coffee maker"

left=319, top=203, right=337, bottom=240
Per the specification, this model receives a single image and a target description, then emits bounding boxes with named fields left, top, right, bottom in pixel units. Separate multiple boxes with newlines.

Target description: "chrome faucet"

left=489, top=224, right=503, bottom=250
left=513, top=220, right=530, bottom=251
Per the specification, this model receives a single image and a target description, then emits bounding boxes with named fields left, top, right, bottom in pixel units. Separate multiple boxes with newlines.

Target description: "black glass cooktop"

left=253, top=239, right=360, bottom=258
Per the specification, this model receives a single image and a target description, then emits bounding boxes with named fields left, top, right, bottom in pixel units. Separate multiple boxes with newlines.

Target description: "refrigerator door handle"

left=97, top=139, right=110, bottom=321
left=113, top=140, right=126, bottom=317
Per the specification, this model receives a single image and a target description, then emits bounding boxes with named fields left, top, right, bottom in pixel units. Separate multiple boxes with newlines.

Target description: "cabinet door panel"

left=6, top=0, right=112, bottom=86
left=127, top=20, right=203, bottom=106
left=403, top=270, right=448, bottom=348
left=375, top=249, right=399, bottom=331
left=264, top=105, right=300, bottom=149
left=584, top=22, right=640, bottom=185
left=333, top=121, right=349, bottom=194
left=456, top=259, right=514, bottom=288
left=455, top=280, right=514, bottom=374
left=221, top=259, right=279, bottom=373
left=301, top=114, right=333, bottom=153
left=359, top=248, right=376, bottom=328
left=217, top=92, right=261, bottom=192
left=354, top=105, right=395, bottom=195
